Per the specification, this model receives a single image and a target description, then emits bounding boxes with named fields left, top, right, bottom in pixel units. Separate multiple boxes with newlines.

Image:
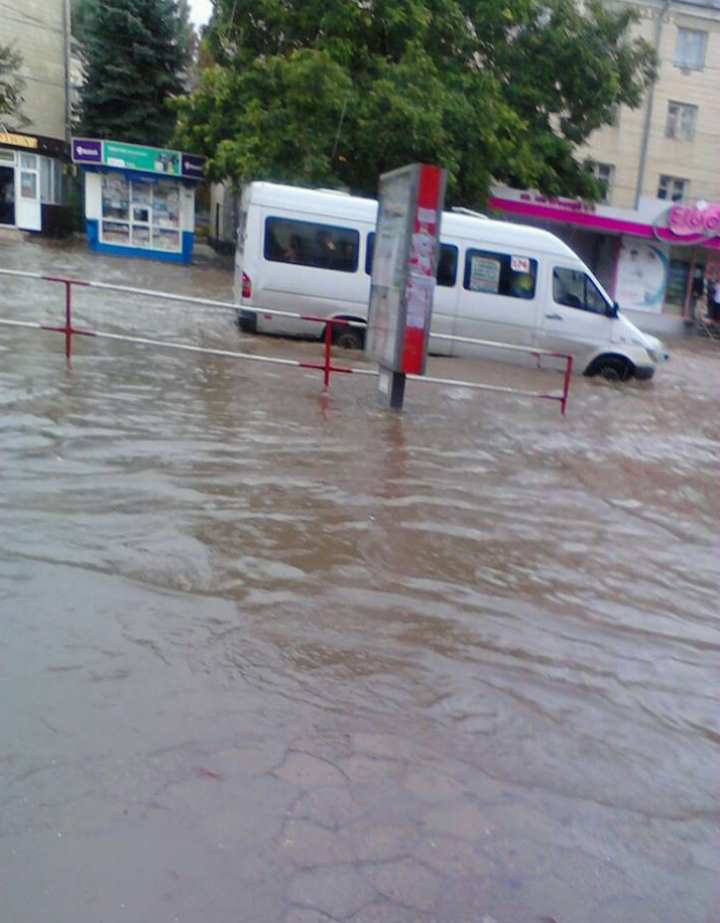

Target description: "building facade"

left=491, top=0, right=720, bottom=333
left=0, top=0, right=71, bottom=234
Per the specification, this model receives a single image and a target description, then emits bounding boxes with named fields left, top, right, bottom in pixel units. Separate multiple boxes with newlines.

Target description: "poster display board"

left=366, top=163, right=446, bottom=376
left=616, top=235, right=669, bottom=313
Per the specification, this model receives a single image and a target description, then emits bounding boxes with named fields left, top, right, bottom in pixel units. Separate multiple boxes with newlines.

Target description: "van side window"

left=553, top=268, right=608, bottom=314
left=365, top=233, right=458, bottom=287
left=436, top=245, right=458, bottom=286
left=464, top=250, right=537, bottom=298
left=264, top=217, right=359, bottom=272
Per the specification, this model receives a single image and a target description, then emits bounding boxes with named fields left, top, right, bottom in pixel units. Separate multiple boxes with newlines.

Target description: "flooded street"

left=1, top=238, right=719, bottom=922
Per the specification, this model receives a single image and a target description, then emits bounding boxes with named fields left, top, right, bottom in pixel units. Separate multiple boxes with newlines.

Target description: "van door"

left=16, top=153, right=41, bottom=232
left=454, top=247, right=540, bottom=362
left=538, top=264, right=616, bottom=372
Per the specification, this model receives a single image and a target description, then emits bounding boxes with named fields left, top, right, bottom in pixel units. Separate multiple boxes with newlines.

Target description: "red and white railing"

left=0, top=269, right=573, bottom=414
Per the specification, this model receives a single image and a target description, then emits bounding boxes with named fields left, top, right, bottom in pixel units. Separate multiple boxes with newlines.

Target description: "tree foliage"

left=77, top=0, right=192, bottom=147
left=174, top=0, right=656, bottom=204
left=0, top=43, right=28, bottom=130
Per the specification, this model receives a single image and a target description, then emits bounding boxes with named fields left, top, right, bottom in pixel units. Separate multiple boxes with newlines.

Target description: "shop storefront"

left=488, top=186, right=720, bottom=334
left=0, top=131, right=70, bottom=235
left=72, top=139, right=206, bottom=264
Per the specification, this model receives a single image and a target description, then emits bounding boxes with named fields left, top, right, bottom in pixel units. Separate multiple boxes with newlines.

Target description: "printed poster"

left=615, top=236, right=670, bottom=313
left=469, top=255, right=501, bottom=293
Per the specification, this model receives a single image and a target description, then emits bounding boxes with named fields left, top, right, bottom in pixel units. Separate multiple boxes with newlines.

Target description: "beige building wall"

left=1, top=0, right=70, bottom=141
left=581, top=0, right=720, bottom=208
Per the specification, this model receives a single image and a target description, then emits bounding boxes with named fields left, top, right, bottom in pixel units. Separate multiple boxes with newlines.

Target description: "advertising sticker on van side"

left=511, top=255, right=531, bottom=273
left=469, top=255, right=501, bottom=293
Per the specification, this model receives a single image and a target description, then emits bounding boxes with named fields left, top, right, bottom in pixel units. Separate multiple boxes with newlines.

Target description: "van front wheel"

left=586, top=355, right=634, bottom=382
left=333, top=326, right=365, bottom=350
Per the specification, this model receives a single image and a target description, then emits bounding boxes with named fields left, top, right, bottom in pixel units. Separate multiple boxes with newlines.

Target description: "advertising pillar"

left=366, top=163, right=447, bottom=409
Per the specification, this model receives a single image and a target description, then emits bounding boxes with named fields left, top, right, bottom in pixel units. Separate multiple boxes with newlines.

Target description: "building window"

left=675, top=28, right=707, bottom=70
left=657, top=175, right=688, bottom=202
left=590, top=162, right=615, bottom=203
left=665, top=102, right=697, bottom=142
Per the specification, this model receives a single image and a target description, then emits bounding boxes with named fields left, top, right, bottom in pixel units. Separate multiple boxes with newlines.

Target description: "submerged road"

left=1, top=238, right=719, bottom=922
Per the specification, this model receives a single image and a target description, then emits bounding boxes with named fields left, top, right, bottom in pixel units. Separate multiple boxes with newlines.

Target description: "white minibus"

left=234, top=182, right=666, bottom=380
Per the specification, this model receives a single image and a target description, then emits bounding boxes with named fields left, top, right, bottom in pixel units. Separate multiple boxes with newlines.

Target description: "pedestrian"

left=710, top=275, right=720, bottom=322
left=690, top=267, right=705, bottom=321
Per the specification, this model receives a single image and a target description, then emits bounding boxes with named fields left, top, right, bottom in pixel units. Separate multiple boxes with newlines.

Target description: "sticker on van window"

left=511, top=256, right=530, bottom=273
left=469, top=255, right=501, bottom=293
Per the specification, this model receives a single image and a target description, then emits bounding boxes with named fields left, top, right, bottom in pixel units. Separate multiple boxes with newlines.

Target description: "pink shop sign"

left=519, top=192, right=597, bottom=214
left=659, top=201, right=720, bottom=243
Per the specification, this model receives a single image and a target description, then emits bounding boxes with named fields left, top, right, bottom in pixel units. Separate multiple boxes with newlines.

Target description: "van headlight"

left=644, top=336, right=668, bottom=363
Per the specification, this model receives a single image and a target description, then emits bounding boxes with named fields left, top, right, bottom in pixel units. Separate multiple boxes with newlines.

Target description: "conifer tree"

left=77, top=0, right=190, bottom=147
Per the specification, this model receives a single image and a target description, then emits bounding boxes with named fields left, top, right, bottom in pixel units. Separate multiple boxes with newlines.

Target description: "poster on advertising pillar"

left=366, top=163, right=447, bottom=376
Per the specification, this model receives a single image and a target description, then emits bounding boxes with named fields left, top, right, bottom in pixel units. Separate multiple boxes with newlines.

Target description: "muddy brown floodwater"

left=1, top=237, right=719, bottom=923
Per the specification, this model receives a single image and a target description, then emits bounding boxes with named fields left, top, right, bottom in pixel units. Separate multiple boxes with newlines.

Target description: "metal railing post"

left=63, top=279, right=72, bottom=361
left=561, top=355, right=574, bottom=415
left=323, top=321, right=332, bottom=387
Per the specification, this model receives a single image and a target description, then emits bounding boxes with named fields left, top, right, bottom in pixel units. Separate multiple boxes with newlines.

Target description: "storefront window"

left=19, top=153, right=38, bottom=170
left=39, top=157, right=66, bottom=205
left=100, top=172, right=181, bottom=251
left=666, top=258, right=695, bottom=308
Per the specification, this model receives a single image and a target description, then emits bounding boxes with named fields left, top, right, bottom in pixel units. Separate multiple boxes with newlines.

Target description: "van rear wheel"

left=333, top=326, right=365, bottom=350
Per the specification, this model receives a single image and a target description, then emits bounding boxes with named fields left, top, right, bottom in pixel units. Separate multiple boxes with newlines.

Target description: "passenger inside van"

left=265, top=228, right=285, bottom=262
left=315, top=230, right=337, bottom=267
left=284, top=234, right=305, bottom=263
left=511, top=272, right=534, bottom=298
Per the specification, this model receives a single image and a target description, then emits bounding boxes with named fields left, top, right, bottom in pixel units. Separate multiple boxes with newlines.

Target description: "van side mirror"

left=606, top=301, right=619, bottom=318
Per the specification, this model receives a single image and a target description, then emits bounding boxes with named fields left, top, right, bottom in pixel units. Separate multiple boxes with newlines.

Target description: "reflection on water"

left=1, top=240, right=719, bottom=922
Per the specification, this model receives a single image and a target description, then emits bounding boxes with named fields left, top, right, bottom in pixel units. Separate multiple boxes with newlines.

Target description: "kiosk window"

left=365, top=233, right=458, bottom=286
left=265, top=217, right=359, bottom=272
left=553, top=268, right=608, bottom=314
left=464, top=249, right=537, bottom=298
left=100, top=173, right=180, bottom=251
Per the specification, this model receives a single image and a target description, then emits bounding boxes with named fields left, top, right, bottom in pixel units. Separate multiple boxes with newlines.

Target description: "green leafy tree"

left=0, top=43, right=29, bottom=130
left=77, top=0, right=191, bottom=146
left=175, top=0, right=655, bottom=204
